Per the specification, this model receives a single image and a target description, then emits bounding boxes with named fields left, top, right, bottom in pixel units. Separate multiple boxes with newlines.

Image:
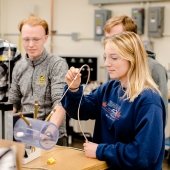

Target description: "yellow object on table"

left=47, top=157, right=56, bottom=165
left=22, top=146, right=108, bottom=170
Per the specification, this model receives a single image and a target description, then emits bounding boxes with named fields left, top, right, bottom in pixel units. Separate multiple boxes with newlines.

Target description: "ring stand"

left=5, top=112, right=58, bottom=164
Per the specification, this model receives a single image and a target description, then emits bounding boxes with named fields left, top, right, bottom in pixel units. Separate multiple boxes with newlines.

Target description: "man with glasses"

left=9, top=15, right=68, bottom=146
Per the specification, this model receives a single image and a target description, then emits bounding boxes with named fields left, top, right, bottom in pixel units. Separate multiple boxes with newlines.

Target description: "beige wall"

left=0, top=0, right=170, bottom=84
left=0, top=0, right=170, bottom=138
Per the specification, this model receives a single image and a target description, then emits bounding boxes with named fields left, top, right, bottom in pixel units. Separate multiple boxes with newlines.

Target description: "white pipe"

left=50, top=0, right=54, bottom=53
left=0, top=0, right=3, bottom=38
left=0, top=0, right=7, bottom=39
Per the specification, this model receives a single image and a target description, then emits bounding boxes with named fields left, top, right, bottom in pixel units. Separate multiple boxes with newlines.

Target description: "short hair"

left=104, top=15, right=137, bottom=34
left=18, top=15, right=49, bottom=35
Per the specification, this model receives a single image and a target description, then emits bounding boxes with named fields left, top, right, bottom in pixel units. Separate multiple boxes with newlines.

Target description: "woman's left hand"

left=83, top=141, right=98, bottom=158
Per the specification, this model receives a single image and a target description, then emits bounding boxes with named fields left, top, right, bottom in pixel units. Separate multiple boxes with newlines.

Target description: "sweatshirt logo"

left=102, top=101, right=121, bottom=121
left=38, top=75, right=46, bottom=85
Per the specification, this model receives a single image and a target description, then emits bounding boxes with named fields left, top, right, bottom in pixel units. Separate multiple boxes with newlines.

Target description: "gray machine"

left=0, top=40, right=21, bottom=139
left=148, top=6, right=164, bottom=38
left=94, top=9, right=112, bottom=41
left=132, top=8, right=145, bottom=35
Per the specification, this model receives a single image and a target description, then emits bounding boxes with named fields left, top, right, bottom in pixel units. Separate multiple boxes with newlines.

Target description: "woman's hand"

left=65, top=66, right=81, bottom=89
left=83, top=141, right=98, bottom=158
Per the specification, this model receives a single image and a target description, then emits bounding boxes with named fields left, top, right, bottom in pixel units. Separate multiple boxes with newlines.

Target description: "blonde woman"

left=62, top=32, right=165, bottom=170
left=104, top=15, right=168, bottom=122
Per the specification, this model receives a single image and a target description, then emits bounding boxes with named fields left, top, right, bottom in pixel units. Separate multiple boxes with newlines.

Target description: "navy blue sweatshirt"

left=61, top=80, right=165, bottom=170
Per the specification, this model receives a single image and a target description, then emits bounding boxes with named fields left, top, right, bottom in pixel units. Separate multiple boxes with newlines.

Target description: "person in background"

left=61, top=32, right=165, bottom=169
left=9, top=15, right=68, bottom=145
left=103, top=15, right=168, bottom=121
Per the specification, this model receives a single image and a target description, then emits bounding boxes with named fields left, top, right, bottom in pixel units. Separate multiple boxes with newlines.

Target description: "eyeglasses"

left=22, top=36, right=45, bottom=44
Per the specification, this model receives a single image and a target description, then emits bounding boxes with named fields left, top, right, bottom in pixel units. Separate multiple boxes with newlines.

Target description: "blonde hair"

left=104, top=15, right=137, bottom=34
left=18, top=15, right=49, bottom=35
left=104, top=32, right=160, bottom=101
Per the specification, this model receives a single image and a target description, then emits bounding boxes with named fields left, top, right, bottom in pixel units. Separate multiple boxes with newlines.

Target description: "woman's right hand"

left=65, top=66, right=81, bottom=89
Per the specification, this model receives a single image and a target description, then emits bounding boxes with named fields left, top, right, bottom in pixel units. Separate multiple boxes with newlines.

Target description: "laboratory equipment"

left=14, top=117, right=59, bottom=150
